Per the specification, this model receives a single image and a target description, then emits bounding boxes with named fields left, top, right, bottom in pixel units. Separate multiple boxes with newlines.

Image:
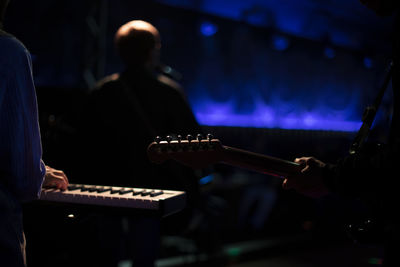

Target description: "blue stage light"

left=271, top=35, right=290, bottom=51
left=363, top=57, right=373, bottom=69
left=199, top=174, right=214, bottom=185
left=200, top=21, right=218, bottom=37
left=191, top=100, right=362, bottom=132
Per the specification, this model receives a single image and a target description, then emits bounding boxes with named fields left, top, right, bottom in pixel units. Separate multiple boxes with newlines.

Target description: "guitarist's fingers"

left=295, top=157, right=322, bottom=174
left=294, top=157, right=311, bottom=166
left=282, top=177, right=298, bottom=190
left=301, top=164, right=311, bottom=174
left=282, top=178, right=294, bottom=190
left=294, top=157, right=310, bottom=173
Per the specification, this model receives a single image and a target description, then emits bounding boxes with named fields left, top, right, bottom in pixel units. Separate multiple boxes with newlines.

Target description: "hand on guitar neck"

left=283, top=157, right=330, bottom=198
left=147, top=134, right=382, bottom=244
left=147, top=134, right=330, bottom=198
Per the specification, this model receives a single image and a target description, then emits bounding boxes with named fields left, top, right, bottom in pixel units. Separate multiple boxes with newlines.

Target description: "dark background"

left=4, top=0, right=395, bottom=266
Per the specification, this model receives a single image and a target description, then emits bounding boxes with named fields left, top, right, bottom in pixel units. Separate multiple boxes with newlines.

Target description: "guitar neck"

left=220, top=145, right=301, bottom=177
left=147, top=137, right=302, bottom=178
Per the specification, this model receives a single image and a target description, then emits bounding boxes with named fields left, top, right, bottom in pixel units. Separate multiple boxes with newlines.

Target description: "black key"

left=133, top=190, right=143, bottom=196
left=119, top=189, right=133, bottom=195
left=150, top=190, right=163, bottom=197
left=96, top=187, right=111, bottom=193
left=110, top=188, right=120, bottom=194
left=67, top=185, right=82, bottom=191
left=141, top=190, right=152, bottom=196
left=88, top=187, right=98, bottom=192
left=81, top=185, right=93, bottom=192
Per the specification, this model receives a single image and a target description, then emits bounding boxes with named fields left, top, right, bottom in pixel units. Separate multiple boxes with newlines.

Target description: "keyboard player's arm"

left=42, top=165, right=69, bottom=190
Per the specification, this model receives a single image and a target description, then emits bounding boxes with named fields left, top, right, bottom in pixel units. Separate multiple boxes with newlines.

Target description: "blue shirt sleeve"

left=0, top=35, right=46, bottom=202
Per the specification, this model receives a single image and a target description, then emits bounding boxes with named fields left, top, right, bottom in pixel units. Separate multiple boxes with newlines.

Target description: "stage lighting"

left=363, top=57, right=373, bottom=69
left=200, top=21, right=218, bottom=37
left=271, top=35, right=290, bottom=51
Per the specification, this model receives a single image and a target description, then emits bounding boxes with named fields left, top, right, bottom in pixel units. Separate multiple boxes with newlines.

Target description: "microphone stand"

left=346, top=61, right=394, bottom=244
left=349, top=61, right=393, bottom=155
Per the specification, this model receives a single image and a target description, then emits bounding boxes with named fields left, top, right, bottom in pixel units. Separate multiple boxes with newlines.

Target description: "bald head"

left=114, top=20, right=161, bottom=68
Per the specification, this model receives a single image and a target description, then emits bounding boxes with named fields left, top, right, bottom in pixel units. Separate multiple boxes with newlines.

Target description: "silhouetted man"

left=79, top=20, right=202, bottom=266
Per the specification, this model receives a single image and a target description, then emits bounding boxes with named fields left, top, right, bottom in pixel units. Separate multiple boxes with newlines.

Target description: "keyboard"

left=39, top=184, right=186, bottom=217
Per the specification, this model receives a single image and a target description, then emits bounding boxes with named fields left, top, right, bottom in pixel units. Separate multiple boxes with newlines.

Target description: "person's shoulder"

left=95, top=73, right=121, bottom=88
left=0, top=32, right=29, bottom=58
left=156, top=73, right=184, bottom=94
left=89, top=73, right=121, bottom=95
left=0, top=33, right=31, bottom=70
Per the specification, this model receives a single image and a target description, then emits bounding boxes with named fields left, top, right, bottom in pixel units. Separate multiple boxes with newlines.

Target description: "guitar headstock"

left=147, top=134, right=224, bottom=169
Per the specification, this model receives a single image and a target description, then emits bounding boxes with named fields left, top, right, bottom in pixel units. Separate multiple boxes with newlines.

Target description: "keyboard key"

left=88, top=187, right=98, bottom=192
left=141, top=190, right=151, bottom=196
left=110, top=188, right=120, bottom=194
left=81, top=185, right=92, bottom=192
left=150, top=190, right=163, bottom=197
left=67, top=185, right=81, bottom=191
left=119, top=189, right=133, bottom=195
left=133, top=190, right=143, bottom=196
left=97, top=187, right=111, bottom=193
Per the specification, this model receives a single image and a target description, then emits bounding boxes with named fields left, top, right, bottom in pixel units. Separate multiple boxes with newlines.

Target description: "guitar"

left=148, top=134, right=387, bottom=244
left=147, top=134, right=302, bottom=178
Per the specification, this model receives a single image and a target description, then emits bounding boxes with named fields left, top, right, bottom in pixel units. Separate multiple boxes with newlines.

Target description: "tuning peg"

left=166, top=135, right=172, bottom=143
left=155, top=136, right=161, bottom=144
left=207, top=133, right=213, bottom=142
left=177, top=135, right=182, bottom=143
left=186, top=134, right=193, bottom=143
left=197, top=134, right=203, bottom=141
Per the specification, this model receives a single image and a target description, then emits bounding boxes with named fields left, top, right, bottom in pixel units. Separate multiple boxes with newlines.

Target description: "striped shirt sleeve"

left=0, top=35, right=46, bottom=202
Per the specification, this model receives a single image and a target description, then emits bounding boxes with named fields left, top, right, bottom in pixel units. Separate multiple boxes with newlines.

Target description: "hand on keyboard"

left=42, top=165, right=69, bottom=190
